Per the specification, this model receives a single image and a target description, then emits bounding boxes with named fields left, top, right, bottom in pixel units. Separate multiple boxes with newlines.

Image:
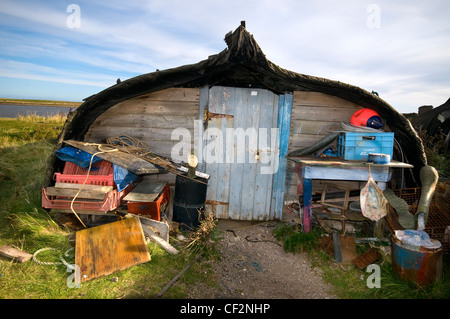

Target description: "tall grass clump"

left=273, top=223, right=323, bottom=253
left=16, top=113, right=67, bottom=142
left=0, top=113, right=66, bottom=147
left=0, top=113, right=73, bottom=298
left=184, top=209, right=219, bottom=256
left=1, top=113, right=67, bottom=247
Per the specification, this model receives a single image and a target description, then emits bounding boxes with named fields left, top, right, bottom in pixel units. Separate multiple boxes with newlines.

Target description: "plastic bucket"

left=172, top=174, right=208, bottom=230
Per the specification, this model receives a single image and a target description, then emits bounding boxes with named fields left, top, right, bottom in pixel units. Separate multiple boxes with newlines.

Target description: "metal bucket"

left=391, top=239, right=443, bottom=286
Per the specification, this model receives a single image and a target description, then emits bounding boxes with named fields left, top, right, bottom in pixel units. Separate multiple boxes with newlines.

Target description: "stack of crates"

left=337, top=132, right=394, bottom=161
left=42, top=160, right=133, bottom=212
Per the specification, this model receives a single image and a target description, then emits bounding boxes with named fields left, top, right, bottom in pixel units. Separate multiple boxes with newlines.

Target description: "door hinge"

left=204, top=108, right=234, bottom=121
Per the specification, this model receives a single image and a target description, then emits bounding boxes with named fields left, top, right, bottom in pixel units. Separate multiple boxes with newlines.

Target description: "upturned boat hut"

left=44, top=23, right=426, bottom=222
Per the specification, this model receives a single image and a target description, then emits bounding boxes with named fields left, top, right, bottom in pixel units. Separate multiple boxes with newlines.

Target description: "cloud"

left=0, top=0, right=449, bottom=112
left=0, top=58, right=115, bottom=87
left=0, top=0, right=216, bottom=68
left=0, top=0, right=67, bottom=29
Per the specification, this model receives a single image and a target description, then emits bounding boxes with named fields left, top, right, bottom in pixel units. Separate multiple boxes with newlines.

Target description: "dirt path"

left=187, top=220, right=337, bottom=299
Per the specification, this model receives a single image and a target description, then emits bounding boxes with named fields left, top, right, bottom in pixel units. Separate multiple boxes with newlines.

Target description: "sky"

left=0, top=0, right=449, bottom=114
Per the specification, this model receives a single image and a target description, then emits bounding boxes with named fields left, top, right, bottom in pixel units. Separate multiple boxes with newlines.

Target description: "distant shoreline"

left=0, top=98, right=81, bottom=108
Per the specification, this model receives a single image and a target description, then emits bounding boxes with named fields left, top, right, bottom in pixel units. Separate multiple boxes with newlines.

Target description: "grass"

left=0, top=114, right=219, bottom=299
left=0, top=114, right=67, bottom=147
left=273, top=224, right=450, bottom=299
left=0, top=98, right=80, bottom=107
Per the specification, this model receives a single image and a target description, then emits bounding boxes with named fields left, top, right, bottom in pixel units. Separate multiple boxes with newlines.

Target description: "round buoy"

left=350, top=108, right=383, bottom=129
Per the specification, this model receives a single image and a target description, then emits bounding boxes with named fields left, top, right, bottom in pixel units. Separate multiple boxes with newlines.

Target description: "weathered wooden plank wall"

left=285, top=91, right=363, bottom=201
left=84, top=88, right=200, bottom=184
left=84, top=87, right=367, bottom=220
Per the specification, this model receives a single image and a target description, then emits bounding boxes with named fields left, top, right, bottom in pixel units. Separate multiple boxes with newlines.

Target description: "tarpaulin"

left=56, top=146, right=138, bottom=191
left=56, top=146, right=103, bottom=170
left=113, top=164, right=138, bottom=192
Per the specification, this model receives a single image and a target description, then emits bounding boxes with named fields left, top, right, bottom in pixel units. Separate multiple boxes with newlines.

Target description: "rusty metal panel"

left=392, top=240, right=443, bottom=286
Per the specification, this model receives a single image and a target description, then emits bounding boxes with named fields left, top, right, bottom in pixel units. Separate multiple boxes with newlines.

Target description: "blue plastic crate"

left=337, top=132, right=394, bottom=161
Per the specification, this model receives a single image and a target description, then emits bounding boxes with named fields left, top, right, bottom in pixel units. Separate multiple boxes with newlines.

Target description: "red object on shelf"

left=127, top=184, right=170, bottom=221
left=54, top=161, right=114, bottom=186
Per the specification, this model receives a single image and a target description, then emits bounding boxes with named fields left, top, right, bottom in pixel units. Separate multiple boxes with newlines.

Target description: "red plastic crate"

left=41, top=183, right=133, bottom=212
left=54, top=161, right=114, bottom=186
left=44, top=160, right=130, bottom=212
left=127, top=184, right=170, bottom=221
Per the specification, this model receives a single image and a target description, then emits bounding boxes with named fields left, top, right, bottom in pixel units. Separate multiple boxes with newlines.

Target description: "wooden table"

left=287, top=156, right=413, bottom=232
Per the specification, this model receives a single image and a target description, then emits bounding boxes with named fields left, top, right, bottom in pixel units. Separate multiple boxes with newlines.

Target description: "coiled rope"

left=339, top=122, right=384, bottom=133
left=320, top=122, right=385, bottom=135
left=32, top=247, right=75, bottom=269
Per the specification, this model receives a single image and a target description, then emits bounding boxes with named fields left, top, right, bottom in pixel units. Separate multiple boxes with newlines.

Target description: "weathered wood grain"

left=75, top=218, right=150, bottom=282
left=285, top=91, right=362, bottom=201
left=123, top=180, right=166, bottom=202
left=0, top=245, right=32, bottom=263
left=84, top=88, right=200, bottom=160
left=54, top=183, right=113, bottom=193
left=45, top=186, right=107, bottom=200
left=64, top=140, right=166, bottom=175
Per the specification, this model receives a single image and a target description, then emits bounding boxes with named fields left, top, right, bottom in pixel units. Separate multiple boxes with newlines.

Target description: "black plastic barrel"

left=172, top=174, right=208, bottom=231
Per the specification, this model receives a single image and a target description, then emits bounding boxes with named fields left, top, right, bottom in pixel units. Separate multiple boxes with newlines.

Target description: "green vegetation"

left=0, top=114, right=218, bottom=299
left=418, top=128, right=450, bottom=179
left=0, top=98, right=80, bottom=107
left=273, top=223, right=323, bottom=253
left=273, top=224, right=450, bottom=299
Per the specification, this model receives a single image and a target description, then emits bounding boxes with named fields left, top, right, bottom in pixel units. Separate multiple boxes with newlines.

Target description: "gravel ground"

left=187, top=220, right=337, bottom=299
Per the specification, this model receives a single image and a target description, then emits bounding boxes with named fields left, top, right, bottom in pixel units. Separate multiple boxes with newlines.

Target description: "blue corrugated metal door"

left=197, top=86, right=292, bottom=221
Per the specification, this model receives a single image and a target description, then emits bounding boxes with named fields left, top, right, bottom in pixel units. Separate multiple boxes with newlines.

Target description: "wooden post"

left=303, top=178, right=312, bottom=232
left=272, top=93, right=293, bottom=220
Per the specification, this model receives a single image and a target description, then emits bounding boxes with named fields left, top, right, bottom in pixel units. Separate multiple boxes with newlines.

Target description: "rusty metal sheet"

left=392, top=240, right=443, bottom=286
left=353, top=248, right=382, bottom=269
